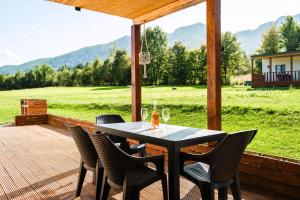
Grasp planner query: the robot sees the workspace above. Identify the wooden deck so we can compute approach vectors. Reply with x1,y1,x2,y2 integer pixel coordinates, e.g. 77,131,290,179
0,125,284,200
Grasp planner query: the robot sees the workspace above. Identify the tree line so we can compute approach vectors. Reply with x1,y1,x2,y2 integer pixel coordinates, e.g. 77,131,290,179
0,27,250,90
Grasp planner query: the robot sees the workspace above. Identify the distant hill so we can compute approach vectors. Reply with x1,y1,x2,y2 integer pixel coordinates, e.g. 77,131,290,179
0,36,130,75
1,14,300,75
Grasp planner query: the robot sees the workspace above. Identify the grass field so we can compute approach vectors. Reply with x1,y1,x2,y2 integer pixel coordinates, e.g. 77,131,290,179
0,86,299,160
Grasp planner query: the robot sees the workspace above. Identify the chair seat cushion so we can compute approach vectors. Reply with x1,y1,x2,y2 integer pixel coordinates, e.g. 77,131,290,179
130,143,146,154
126,164,160,186
183,162,211,183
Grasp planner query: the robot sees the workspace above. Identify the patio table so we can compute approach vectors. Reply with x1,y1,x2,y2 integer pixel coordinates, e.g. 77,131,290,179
96,122,226,200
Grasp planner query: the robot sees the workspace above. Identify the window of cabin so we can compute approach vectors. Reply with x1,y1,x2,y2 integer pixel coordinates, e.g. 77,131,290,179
275,64,286,73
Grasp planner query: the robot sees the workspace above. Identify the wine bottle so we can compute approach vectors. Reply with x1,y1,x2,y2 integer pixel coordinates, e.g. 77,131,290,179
151,100,159,129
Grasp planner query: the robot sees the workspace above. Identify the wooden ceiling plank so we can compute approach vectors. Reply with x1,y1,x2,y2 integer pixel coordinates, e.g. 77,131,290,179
48,0,205,20
133,0,205,25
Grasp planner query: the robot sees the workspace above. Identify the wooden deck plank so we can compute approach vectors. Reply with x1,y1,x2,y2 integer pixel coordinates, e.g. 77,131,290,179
0,154,42,200
0,125,284,200
0,184,8,200
0,126,93,200
25,127,95,200
0,165,24,200
0,127,75,199
0,134,57,199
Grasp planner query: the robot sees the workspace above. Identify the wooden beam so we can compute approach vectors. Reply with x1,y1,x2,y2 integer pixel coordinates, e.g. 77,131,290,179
207,0,221,130
131,25,142,122
133,0,204,25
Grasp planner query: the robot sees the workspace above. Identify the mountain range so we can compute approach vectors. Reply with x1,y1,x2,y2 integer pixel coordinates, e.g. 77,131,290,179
1,14,300,75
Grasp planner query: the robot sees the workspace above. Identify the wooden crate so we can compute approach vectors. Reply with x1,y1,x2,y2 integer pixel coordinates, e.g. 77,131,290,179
21,99,47,115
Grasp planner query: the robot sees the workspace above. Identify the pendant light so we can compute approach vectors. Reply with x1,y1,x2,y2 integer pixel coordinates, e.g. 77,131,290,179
139,24,151,78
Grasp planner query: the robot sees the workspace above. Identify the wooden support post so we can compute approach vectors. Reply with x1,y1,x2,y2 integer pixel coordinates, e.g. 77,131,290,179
207,0,221,130
131,25,142,122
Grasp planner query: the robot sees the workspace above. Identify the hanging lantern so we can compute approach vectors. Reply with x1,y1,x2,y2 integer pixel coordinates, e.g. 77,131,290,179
139,24,151,78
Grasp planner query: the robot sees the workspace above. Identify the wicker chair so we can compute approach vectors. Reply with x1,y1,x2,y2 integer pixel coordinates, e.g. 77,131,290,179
96,115,146,156
89,133,168,200
180,130,257,200
67,126,103,199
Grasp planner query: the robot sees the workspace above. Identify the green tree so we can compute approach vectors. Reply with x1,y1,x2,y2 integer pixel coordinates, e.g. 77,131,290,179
257,24,282,54
143,26,168,85
4,75,15,90
102,58,113,85
187,46,207,85
58,65,72,86
111,50,130,85
0,75,4,90
168,42,189,85
25,69,37,88
92,57,103,85
40,64,57,87
221,32,249,85
14,70,26,89
280,16,300,51
81,62,94,86
71,68,83,86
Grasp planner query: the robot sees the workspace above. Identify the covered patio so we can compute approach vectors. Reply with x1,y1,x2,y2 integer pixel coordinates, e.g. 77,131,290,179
49,0,222,131
1,0,299,200
0,124,280,200
48,1,222,199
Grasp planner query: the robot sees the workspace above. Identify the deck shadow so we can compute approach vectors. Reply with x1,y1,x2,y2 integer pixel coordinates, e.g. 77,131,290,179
0,169,78,200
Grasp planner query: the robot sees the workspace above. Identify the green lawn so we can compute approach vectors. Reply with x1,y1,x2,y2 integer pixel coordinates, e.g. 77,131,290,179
0,86,299,160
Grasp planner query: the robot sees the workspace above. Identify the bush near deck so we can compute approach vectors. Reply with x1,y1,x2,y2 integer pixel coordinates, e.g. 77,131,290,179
0,86,299,160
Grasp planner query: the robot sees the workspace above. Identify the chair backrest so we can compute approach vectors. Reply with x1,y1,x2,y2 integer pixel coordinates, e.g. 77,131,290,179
209,130,257,183
96,114,126,143
89,133,131,186
67,126,98,169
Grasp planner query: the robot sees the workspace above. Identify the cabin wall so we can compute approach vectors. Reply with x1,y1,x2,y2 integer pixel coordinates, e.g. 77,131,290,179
262,59,269,73
262,56,300,73
294,56,300,71
262,57,291,73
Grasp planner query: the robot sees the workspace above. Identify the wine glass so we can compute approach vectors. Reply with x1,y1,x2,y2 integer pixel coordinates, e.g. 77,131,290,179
141,108,148,127
162,108,170,129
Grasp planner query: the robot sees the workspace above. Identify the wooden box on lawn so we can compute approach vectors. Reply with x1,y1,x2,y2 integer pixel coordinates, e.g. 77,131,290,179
21,99,47,115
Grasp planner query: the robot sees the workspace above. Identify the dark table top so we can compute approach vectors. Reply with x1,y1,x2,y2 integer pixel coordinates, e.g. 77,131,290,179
96,122,226,148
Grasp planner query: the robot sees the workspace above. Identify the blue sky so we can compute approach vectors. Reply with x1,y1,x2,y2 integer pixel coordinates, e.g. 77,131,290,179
0,0,300,66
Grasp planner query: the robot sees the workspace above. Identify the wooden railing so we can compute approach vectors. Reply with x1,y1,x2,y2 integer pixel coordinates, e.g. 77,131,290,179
252,70,300,87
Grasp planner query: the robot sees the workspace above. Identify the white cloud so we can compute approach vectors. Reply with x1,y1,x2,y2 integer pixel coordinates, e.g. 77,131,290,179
0,49,20,60
0,49,22,66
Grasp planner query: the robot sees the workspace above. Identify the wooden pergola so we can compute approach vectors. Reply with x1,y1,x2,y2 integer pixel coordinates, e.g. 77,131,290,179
49,0,221,130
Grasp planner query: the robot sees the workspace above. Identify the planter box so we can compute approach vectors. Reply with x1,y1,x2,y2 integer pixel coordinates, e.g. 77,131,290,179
21,99,47,115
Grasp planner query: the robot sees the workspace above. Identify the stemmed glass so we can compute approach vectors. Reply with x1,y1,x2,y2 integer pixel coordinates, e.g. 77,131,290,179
141,107,148,128
162,108,170,129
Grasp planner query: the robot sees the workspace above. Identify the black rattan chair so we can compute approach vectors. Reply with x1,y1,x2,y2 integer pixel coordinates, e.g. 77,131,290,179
89,133,168,200
96,115,146,156
180,130,257,200
67,125,103,199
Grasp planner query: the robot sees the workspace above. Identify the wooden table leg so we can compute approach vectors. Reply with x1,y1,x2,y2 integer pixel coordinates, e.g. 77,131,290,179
168,144,180,200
